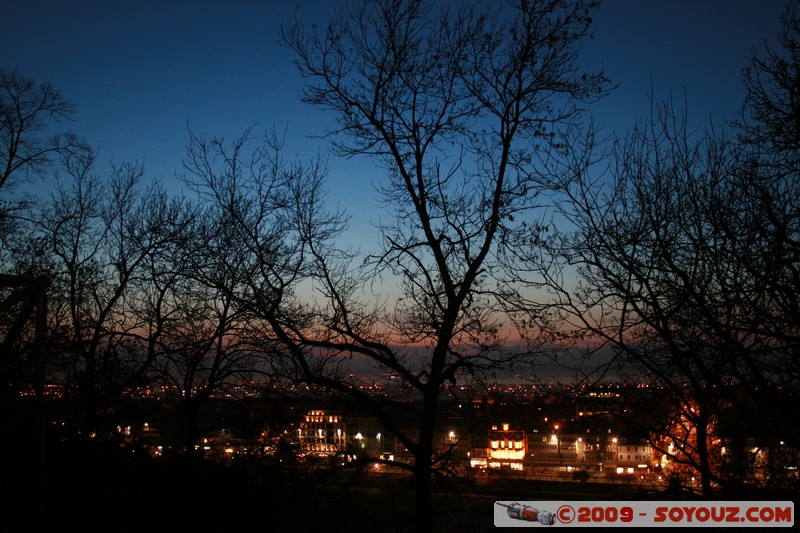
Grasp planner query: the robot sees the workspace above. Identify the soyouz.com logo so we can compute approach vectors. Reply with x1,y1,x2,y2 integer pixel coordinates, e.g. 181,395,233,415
494,501,794,527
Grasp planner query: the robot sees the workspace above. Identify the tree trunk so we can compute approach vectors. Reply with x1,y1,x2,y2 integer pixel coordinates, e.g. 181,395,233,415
413,388,439,532
696,413,713,498
413,457,434,533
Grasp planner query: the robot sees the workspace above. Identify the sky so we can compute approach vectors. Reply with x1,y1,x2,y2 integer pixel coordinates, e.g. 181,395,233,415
0,0,790,247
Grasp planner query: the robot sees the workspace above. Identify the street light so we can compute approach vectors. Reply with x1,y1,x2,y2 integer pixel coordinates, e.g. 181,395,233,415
144,422,151,450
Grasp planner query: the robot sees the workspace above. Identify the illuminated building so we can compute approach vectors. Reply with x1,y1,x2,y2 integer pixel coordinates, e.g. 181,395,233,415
486,422,527,471
611,437,653,475
298,409,347,456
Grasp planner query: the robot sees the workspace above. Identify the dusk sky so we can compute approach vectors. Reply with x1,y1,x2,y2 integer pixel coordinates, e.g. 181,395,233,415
1,0,789,245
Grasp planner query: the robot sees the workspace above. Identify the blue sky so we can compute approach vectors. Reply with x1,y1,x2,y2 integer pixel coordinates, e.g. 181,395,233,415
0,0,790,246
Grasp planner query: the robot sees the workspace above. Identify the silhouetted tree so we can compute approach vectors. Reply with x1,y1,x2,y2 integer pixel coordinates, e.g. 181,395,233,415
729,2,800,490
733,1,800,400
177,126,334,453
278,0,610,528
738,1,800,157
0,70,91,396
547,100,735,496
548,4,800,494
37,149,193,436
0,68,88,251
